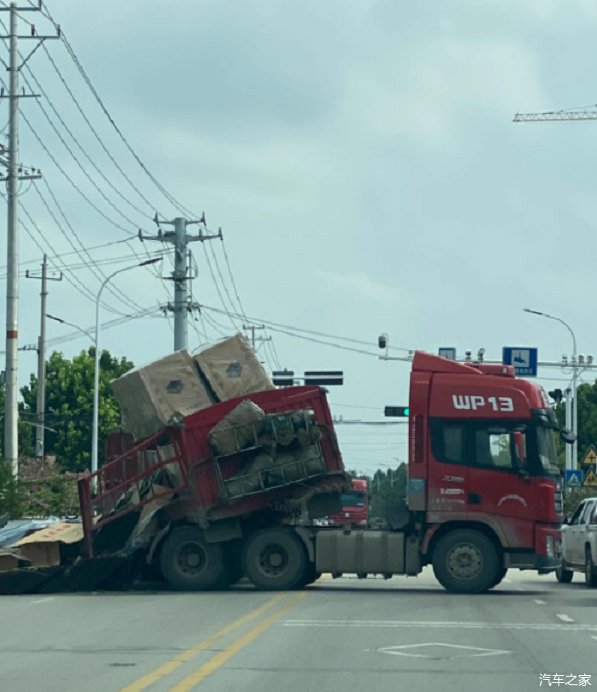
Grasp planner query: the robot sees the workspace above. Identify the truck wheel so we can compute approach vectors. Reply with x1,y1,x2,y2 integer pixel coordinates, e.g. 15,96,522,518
243,528,307,590
432,529,499,594
160,526,227,591
585,548,597,588
489,566,508,589
556,563,573,584
296,561,321,588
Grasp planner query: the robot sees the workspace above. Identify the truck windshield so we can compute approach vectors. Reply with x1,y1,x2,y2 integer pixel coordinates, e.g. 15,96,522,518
340,491,366,507
535,425,560,477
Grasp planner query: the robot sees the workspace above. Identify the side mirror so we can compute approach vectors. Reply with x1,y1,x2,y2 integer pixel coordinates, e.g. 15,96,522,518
560,429,576,445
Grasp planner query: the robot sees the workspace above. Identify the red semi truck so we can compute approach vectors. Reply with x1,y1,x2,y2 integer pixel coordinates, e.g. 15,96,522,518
78,351,566,594
327,478,369,527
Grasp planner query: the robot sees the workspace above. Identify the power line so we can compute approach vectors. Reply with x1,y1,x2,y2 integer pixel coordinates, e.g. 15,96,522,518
39,41,157,215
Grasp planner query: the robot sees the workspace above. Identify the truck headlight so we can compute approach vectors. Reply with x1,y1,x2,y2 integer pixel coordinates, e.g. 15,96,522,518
545,535,555,558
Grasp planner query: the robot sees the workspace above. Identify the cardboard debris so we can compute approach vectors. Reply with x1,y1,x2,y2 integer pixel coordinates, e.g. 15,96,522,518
111,350,215,440
209,400,266,455
193,333,274,401
0,523,83,572
0,548,28,573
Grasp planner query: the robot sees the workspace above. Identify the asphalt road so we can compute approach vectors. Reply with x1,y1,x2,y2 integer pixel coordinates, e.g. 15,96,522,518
1,568,596,692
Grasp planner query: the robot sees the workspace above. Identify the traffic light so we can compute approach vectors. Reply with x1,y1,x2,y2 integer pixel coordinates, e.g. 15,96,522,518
272,370,295,387
548,389,563,404
385,406,410,417
304,371,343,386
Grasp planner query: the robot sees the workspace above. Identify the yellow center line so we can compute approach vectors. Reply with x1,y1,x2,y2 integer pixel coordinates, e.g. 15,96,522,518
120,592,288,692
169,591,307,691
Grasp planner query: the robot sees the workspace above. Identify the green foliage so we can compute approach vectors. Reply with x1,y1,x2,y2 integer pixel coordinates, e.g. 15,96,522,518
0,458,22,518
563,487,597,520
366,464,407,523
20,348,134,473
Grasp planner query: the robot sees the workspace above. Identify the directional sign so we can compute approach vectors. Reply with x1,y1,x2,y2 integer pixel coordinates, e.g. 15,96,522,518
584,468,597,488
438,348,456,360
582,445,597,467
502,347,538,377
565,469,584,488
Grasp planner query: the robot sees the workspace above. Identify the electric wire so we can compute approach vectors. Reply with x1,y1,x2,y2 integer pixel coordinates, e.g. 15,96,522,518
22,55,152,220
39,41,157,215
33,179,142,313
199,303,413,357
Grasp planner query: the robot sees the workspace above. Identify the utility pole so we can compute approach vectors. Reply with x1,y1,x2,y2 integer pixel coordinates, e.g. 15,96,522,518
0,3,58,477
140,216,221,351
242,324,270,350
25,255,62,462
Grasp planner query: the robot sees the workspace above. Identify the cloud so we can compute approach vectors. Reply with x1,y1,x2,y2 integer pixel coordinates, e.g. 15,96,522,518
319,270,399,304
338,36,547,149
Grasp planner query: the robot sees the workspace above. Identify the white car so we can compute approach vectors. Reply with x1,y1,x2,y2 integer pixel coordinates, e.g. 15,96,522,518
556,496,597,586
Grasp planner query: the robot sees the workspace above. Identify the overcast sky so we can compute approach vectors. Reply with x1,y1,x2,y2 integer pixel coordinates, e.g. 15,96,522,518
1,0,596,474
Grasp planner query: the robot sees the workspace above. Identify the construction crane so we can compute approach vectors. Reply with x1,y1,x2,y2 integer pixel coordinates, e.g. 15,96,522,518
513,106,597,122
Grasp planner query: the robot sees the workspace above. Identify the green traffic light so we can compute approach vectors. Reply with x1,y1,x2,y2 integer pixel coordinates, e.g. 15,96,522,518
384,406,410,417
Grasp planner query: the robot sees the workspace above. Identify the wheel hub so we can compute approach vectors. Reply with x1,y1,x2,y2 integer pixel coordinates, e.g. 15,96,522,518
179,543,206,574
447,544,482,580
260,544,288,575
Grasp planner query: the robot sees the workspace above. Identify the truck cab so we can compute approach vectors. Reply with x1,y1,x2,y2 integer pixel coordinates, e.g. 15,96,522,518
408,352,562,586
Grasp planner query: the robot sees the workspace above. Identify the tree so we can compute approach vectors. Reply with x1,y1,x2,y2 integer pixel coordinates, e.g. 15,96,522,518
368,463,407,523
20,348,134,472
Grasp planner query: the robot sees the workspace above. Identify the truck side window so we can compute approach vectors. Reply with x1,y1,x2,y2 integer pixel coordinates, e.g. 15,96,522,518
430,421,464,464
474,426,529,471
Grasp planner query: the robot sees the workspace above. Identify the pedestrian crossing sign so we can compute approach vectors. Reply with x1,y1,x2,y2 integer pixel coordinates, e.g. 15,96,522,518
565,470,583,488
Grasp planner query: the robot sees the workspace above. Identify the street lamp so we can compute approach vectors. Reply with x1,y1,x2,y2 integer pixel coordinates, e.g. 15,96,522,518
46,314,93,341
524,308,578,470
91,257,162,482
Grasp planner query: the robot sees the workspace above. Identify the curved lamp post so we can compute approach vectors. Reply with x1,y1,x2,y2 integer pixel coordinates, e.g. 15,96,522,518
91,257,162,481
524,308,578,470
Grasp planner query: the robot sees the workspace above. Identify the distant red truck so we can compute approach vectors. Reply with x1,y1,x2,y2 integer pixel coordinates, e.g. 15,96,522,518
328,479,369,527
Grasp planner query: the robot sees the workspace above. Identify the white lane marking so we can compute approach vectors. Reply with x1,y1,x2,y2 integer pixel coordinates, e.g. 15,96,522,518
378,642,511,659
591,636,597,641
283,619,594,632
30,597,54,605
556,614,574,623
534,599,547,605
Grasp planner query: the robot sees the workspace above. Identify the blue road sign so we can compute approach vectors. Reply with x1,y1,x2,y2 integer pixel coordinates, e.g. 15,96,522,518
438,347,456,360
502,346,538,377
565,469,584,488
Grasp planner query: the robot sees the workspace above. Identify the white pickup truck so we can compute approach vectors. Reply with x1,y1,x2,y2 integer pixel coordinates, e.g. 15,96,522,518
556,496,597,586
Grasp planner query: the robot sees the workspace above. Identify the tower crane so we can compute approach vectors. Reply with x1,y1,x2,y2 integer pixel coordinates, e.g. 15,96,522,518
513,106,597,122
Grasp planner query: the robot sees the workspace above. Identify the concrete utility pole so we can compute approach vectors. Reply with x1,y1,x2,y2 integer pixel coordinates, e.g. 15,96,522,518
0,3,58,477
139,216,221,351
25,256,62,462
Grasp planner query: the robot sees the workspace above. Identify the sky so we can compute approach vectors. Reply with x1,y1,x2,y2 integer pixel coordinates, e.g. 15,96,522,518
1,0,596,475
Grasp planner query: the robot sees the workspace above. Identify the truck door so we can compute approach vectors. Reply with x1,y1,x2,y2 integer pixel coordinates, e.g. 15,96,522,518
465,423,536,547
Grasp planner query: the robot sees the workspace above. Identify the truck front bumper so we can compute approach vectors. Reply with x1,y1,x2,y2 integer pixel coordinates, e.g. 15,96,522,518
504,524,561,572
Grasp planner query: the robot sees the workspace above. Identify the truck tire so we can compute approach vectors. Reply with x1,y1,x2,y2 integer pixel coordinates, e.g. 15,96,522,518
242,528,308,590
432,529,499,594
585,547,597,588
296,561,321,588
160,526,227,591
489,566,508,589
556,562,573,584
